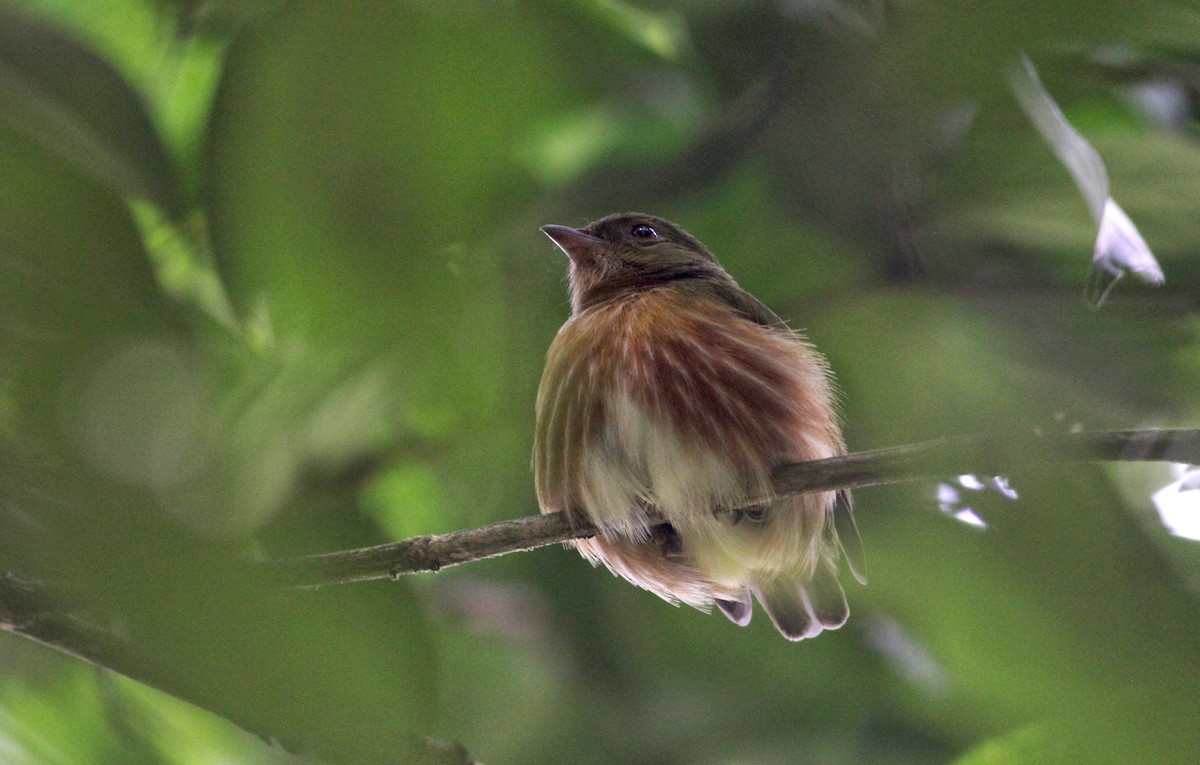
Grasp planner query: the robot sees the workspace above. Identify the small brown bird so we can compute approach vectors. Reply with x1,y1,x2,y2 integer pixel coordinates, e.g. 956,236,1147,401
534,213,865,640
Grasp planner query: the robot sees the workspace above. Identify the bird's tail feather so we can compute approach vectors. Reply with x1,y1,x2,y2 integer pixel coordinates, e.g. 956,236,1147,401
751,564,848,641
715,589,753,626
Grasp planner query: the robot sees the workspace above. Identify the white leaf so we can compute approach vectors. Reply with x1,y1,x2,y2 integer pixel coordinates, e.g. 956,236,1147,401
1085,198,1165,306
1008,53,1108,220
1008,52,1164,307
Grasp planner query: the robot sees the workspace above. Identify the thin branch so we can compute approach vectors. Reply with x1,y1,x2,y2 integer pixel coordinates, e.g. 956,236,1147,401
0,574,142,673
270,428,1200,587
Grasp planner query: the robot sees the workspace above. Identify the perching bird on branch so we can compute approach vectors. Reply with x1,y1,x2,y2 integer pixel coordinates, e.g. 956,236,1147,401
535,213,866,640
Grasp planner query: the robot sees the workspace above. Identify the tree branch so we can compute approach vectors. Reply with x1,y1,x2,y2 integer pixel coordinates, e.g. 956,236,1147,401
0,574,141,673
271,428,1200,587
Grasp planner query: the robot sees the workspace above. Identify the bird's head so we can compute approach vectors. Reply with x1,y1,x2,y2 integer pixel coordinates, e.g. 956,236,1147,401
541,213,731,313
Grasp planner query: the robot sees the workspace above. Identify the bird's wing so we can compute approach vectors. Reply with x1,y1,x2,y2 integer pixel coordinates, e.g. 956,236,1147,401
688,278,869,584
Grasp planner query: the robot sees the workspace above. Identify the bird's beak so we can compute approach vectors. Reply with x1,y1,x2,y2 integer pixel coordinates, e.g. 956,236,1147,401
541,224,604,263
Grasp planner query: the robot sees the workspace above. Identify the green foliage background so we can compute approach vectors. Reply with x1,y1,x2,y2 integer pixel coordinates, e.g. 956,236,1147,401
0,1,1199,763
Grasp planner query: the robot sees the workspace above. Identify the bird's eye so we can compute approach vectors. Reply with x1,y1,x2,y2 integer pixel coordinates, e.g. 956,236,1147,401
631,224,658,239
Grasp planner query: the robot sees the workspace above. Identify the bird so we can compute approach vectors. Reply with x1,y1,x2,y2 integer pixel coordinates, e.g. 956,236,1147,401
533,213,865,640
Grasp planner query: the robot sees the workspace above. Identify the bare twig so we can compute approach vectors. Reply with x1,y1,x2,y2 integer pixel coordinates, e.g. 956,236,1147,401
0,574,141,673
270,428,1200,587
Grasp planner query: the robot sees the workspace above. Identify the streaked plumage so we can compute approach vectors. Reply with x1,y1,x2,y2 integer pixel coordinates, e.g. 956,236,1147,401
534,213,864,640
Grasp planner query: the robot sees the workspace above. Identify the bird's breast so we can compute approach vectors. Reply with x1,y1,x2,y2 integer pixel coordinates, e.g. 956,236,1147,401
535,288,840,536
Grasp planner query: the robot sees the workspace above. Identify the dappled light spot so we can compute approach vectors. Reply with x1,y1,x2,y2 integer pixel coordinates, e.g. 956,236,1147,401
1153,464,1200,541
937,474,1019,529
956,474,985,491
864,617,949,695
62,339,207,489
952,508,987,528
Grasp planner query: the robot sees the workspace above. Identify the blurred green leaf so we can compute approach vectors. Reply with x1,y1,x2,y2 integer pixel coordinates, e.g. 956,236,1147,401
0,39,438,764
7,0,228,205
205,1,562,437
362,462,444,541
570,0,691,61
0,7,180,214
0,121,173,459
895,0,1200,101
1,667,159,765
952,724,1058,765
175,0,286,36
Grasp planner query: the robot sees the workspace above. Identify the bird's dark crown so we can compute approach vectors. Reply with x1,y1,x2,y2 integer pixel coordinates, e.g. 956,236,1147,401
582,213,718,262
